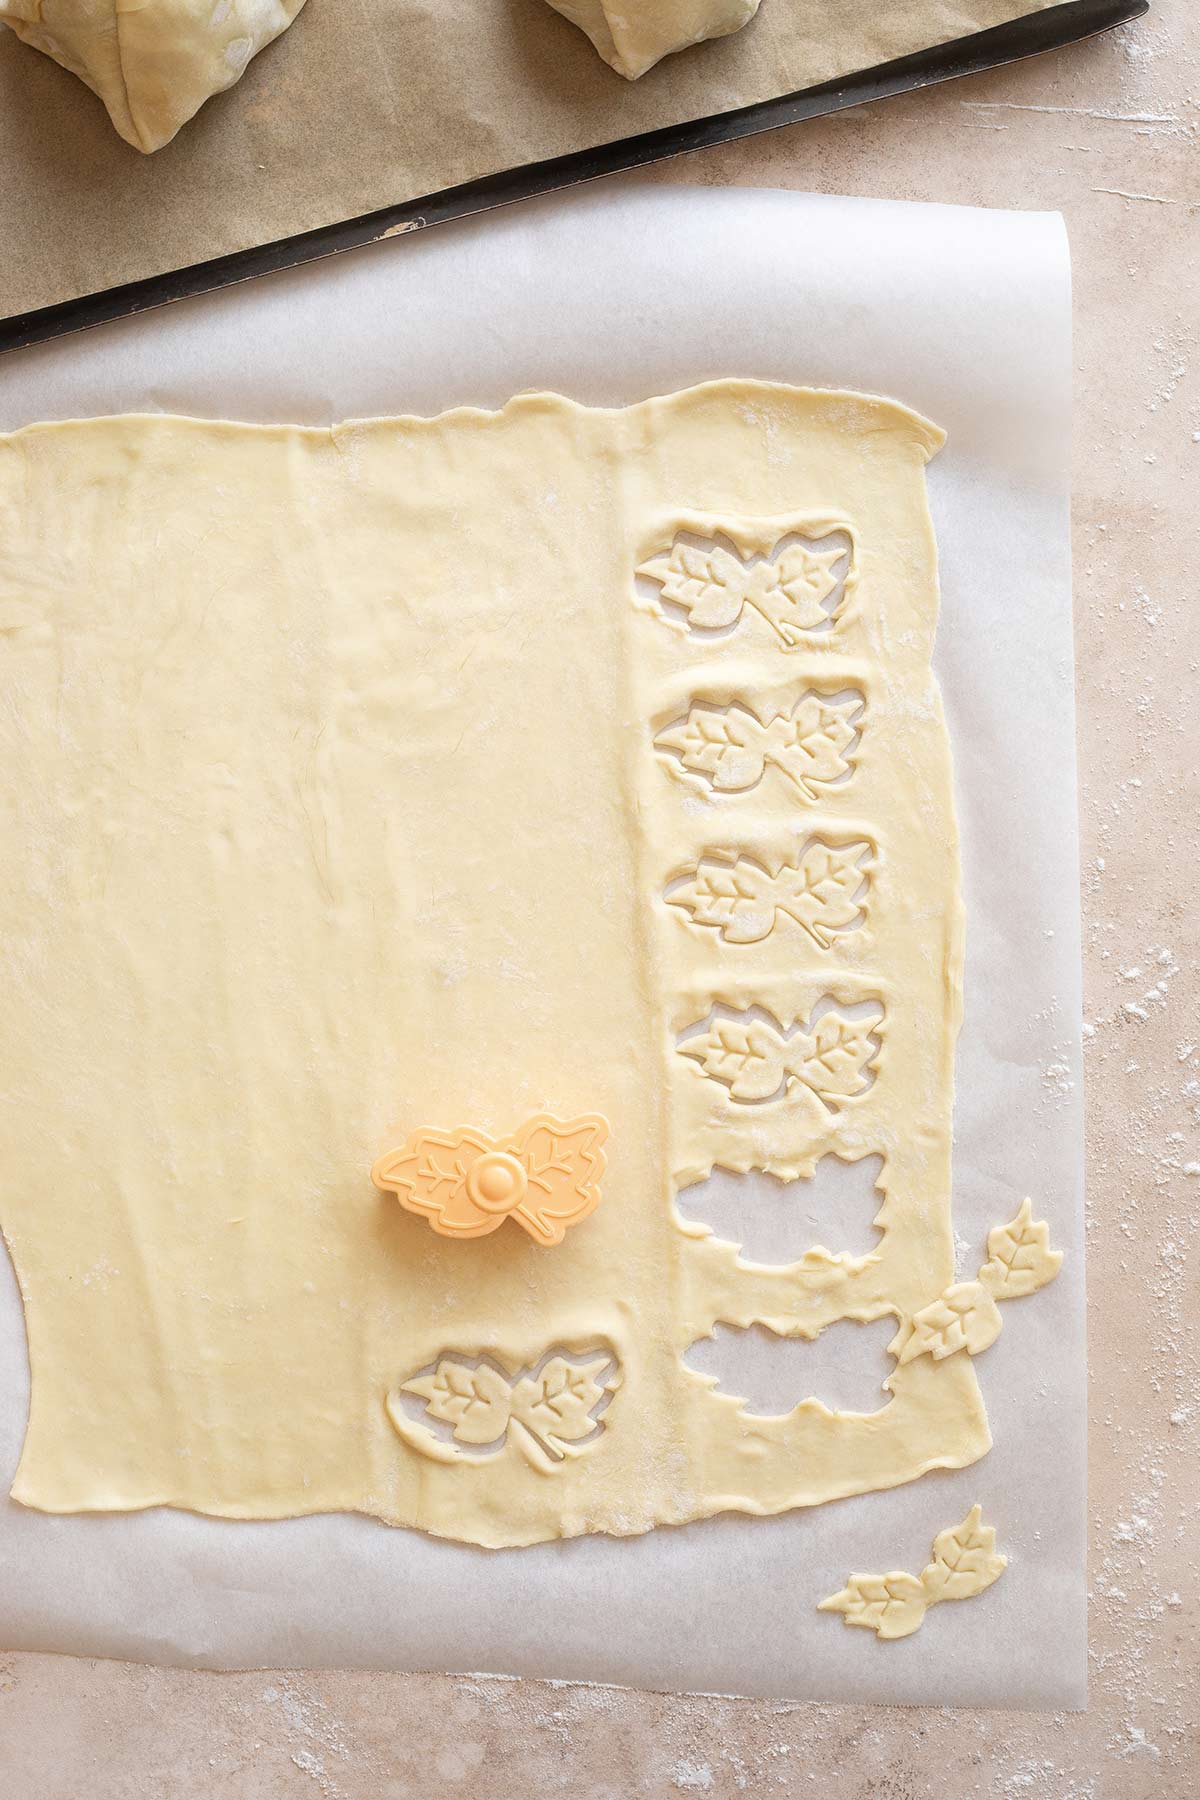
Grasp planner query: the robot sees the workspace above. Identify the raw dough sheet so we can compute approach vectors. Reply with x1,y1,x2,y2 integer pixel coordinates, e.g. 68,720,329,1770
1,387,985,1545
0,185,1083,1706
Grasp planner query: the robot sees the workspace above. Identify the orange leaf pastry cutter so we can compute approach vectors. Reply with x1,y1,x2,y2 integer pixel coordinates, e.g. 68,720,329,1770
371,1114,608,1246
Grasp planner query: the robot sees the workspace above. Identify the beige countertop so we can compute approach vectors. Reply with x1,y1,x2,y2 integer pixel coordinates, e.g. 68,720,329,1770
2,2,1197,1793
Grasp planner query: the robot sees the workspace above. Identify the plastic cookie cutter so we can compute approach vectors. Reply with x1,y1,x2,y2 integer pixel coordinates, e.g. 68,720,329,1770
371,1113,608,1246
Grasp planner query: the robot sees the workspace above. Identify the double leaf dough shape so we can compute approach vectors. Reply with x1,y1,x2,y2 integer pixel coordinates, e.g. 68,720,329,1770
667,839,872,949
389,1350,619,1474
819,1506,1007,1640
0,383,1054,1548
654,693,863,801
895,1200,1063,1366
637,531,852,646
678,1005,882,1108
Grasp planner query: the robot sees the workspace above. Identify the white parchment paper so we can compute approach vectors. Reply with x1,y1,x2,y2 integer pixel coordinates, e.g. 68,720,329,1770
0,185,1084,1706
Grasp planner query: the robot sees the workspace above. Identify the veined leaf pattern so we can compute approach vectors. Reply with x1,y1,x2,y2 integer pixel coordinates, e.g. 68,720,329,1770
897,1197,1063,1366
638,534,849,646
762,542,849,641
402,1360,512,1445
655,707,770,793
820,1506,1007,1641
392,1348,619,1472
668,859,778,945
510,1355,613,1463
783,694,862,792
799,1010,881,1101
680,1016,790,1103
978,1197,1064,1299
678,1004,882,1109
897,1280,1003,1364
638,541,752,630
919,1505,1007,1605
817,1571,928,1641
654,693,863,803
667,840,871,949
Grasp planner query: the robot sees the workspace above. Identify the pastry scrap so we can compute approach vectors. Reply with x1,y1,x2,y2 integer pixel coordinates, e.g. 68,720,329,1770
819,1505,1006,1640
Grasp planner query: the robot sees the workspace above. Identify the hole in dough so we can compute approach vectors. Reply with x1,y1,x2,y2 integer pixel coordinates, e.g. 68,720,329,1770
684,1317,896,1417
676,1152,885,1263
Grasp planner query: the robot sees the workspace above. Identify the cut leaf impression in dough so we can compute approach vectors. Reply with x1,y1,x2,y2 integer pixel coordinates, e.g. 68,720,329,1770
371,1114,608,1245
818,1504,1006,1640
653,689,864,802
677,1000,883,1109
388,1348,619,1473
665,837,873,950
637,524,854,646
684,1316,896,1417
675,1154,886,1266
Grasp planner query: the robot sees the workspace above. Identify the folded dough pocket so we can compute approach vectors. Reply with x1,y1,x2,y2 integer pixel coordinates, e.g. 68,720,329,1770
0,0,308,151
545,0,760,79
0,385,989,1548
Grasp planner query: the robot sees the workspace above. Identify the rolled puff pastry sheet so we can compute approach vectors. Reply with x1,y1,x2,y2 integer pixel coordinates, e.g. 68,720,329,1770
0,0,308,151
546,0,761,78
0,382,989,1550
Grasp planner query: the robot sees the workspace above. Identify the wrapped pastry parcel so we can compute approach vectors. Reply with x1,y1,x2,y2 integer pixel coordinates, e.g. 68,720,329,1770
0,0,307,150
547,0,761,78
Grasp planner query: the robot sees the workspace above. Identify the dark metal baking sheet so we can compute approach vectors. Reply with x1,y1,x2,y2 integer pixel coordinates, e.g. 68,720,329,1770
0,0,1147,356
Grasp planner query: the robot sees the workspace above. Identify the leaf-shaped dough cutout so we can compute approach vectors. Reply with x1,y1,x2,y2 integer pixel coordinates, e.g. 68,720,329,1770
919,1505,1007,1605
679,1018,789,1102
786,695,860,767
817,1572,928,1640
820,1507,1006,1641
681,1006,882,1109
392,1346,618,1469
667,859,778,944
788,1008,880,1104
752,543,846,641
775,840,871,947
403,1361,512,1445
771,694,862,797
898,1280,1003,1364
637,542,750,629
668,841,870,949
640,534,851,645
654,706,768,792
655,694,863,802
978,1197,1064,1299
510,1354,615,1464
